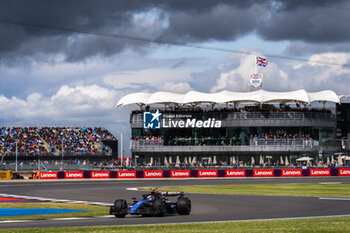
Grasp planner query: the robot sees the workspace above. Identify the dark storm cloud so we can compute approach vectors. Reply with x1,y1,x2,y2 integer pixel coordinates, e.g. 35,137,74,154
0,0,349,63
257,3,350,43
159,4,263,42
0,0,157,63
158,0,350,43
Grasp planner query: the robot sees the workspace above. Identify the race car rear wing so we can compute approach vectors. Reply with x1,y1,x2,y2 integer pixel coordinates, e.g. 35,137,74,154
160,191,184,197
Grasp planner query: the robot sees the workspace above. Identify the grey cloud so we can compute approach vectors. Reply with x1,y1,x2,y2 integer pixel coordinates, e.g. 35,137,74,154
257,4,350,43
0,0,349,64
159,4,263,42
284,41,350,57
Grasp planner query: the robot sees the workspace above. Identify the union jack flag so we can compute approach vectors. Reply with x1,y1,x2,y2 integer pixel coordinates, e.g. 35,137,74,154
256,56,268,67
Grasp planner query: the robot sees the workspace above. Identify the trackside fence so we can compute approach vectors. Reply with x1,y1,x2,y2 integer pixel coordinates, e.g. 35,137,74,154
35,168,350,179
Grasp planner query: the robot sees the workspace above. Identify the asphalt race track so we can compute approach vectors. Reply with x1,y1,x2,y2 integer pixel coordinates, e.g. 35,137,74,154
0,177,350,229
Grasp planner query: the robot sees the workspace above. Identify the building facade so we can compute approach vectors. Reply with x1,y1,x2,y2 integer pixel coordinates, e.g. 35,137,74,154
129,108,336,165
117,89,343,166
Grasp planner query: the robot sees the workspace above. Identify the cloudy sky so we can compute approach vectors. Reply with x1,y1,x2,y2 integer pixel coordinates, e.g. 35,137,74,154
0,0,350,153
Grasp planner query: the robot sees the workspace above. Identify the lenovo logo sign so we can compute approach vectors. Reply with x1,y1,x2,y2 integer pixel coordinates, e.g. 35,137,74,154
339,168,350,176
309,169,330,176
91,171,110,178
198,170,218,177
170,170,190,178
225,170,246,177
65,171,84,179
281,169,302,177
144,170,163,178
117,171,136,178
39,172,58,179
253,169,274,177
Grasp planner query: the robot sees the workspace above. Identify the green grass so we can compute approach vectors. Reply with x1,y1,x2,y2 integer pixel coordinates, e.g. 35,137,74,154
142,183,350,197
0,202,109,220
0,217,350,232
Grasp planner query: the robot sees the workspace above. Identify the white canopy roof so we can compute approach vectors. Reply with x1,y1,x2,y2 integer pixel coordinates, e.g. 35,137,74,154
116,89,341,107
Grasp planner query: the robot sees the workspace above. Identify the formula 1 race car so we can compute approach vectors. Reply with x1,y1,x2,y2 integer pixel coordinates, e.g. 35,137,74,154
109,189,191,218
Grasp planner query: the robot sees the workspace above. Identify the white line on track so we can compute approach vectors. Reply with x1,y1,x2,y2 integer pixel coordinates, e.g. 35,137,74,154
1,214,350,225
0,193,113,206
0,220,34,224
107,214,350,227
319,197,350,201
50,217,91,221
318,182,341,184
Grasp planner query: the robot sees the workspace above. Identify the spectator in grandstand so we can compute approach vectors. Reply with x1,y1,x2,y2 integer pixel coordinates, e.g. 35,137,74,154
0,126,116,157
0,127,47,155
37,127,116,154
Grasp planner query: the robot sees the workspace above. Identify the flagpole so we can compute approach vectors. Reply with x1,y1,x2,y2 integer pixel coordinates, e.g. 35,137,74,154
255,55,257,74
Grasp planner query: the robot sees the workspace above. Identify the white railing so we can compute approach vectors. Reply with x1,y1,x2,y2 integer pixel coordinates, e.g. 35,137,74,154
130,138,314,149
250,138,313,148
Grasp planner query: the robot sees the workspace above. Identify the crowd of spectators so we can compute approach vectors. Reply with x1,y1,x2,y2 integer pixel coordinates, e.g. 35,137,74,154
131,133,313,147
0,127,47,155
250,133,313,146
0,127,116,155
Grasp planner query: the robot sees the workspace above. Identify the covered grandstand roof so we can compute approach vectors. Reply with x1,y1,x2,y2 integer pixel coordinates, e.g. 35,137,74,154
116,89,341,107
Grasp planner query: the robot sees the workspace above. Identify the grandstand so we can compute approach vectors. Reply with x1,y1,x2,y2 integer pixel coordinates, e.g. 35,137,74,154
117,89,349,167
0,127,118,170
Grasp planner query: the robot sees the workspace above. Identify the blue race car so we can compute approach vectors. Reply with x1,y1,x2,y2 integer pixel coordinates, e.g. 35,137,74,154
109,189,191,218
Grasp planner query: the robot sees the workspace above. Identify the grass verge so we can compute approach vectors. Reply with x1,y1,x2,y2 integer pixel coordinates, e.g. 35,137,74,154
0,216,350,232
142,183,350,197
0,202,109,220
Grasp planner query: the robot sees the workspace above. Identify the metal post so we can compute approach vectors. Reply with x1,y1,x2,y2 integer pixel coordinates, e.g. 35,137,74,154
61,138,64,171
1,153,7,171
120,133,123,167
15,140,18,172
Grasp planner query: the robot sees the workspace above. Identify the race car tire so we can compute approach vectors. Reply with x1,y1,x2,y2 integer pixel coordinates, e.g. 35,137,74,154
177,197,191,215
153,198,165,217
114,199,128,218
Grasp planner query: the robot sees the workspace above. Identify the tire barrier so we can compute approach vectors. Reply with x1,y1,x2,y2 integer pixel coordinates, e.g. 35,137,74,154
34,168,350,179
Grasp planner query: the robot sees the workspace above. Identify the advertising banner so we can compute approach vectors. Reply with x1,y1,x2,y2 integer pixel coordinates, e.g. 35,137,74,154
117,171,137,178
338,168,350,176
91,171,110,179
0,171,10,180
143,170,163,178
309,168,331,176
281,169,302,177
253,169,274,177
170,170,191,178
64,171,84,179
225,169,246,177
197,170,218,177
39,171,58,179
